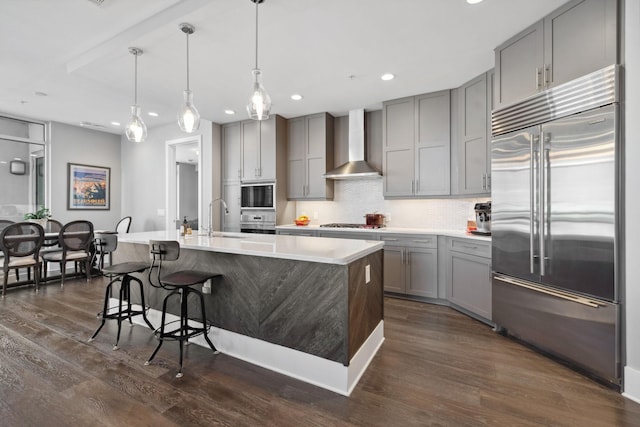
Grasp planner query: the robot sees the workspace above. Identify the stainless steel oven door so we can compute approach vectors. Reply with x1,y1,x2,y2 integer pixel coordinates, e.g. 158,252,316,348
240,210,276,234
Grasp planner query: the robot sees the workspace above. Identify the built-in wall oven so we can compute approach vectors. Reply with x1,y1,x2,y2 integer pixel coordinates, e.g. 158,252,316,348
241,183,275,210
240,210,276,234
240,183,276,234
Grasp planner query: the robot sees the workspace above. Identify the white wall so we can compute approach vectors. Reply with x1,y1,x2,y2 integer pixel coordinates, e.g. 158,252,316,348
624,0,640,403
49,122,121,230
121,119,214,233
296,179,486,230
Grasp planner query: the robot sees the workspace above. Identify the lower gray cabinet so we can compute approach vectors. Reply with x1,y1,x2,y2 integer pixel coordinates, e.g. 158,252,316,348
276,228,317,237
381,234,438,298
446,237,492,322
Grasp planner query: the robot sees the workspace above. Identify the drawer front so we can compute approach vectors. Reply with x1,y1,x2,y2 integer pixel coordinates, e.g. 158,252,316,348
380,234,437,248
449,237,491,258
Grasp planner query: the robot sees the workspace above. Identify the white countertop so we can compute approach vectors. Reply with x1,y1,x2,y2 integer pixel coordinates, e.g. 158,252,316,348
276,224,492,242
118,230,384,265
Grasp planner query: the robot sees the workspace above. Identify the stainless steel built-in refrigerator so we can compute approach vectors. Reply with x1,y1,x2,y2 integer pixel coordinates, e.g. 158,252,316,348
491,65,621,386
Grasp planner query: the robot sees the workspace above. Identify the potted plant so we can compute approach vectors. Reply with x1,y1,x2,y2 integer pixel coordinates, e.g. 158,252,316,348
24,206,51,227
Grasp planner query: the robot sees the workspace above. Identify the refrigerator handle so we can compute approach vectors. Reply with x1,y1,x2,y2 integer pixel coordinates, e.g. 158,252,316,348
530,133,536,275
539,132,548,277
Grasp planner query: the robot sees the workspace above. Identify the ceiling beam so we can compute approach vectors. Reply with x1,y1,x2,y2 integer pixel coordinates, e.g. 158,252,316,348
66,0,212,74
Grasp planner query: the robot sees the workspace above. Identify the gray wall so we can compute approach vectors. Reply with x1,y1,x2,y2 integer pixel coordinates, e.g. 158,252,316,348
121,119,214,233
49,122,121,230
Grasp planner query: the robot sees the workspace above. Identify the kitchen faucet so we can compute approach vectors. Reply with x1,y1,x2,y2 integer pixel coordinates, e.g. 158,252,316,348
208,198,229,237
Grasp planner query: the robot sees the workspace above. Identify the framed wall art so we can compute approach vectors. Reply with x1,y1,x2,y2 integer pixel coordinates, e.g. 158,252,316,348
68,163,110,210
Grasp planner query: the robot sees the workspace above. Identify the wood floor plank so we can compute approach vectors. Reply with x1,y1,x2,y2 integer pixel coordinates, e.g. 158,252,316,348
0,278,639,426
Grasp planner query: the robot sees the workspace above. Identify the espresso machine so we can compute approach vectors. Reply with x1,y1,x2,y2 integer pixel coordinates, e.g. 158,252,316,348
474,202,491,235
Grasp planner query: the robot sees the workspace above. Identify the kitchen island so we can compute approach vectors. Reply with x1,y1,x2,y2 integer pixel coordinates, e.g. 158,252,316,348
115,230,384,396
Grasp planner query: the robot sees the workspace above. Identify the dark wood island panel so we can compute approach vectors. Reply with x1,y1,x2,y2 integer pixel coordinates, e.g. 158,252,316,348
115,242,383,366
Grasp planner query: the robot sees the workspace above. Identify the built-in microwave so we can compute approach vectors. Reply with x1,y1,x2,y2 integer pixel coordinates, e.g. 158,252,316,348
240,183,275,209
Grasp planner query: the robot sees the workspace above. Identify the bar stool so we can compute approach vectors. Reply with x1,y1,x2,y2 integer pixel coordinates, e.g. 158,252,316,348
145,240,221,378
88,261,155,350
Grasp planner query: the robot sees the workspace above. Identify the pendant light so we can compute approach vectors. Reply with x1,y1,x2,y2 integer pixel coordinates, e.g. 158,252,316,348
246,0,271,120
177,23,200,133
125,47,147,143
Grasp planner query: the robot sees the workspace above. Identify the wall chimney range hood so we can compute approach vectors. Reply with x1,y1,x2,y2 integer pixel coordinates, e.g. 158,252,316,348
324,109,382,180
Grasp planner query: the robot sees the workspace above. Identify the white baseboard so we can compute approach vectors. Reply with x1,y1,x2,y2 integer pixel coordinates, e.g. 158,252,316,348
623,365,640,404
111,298,384,395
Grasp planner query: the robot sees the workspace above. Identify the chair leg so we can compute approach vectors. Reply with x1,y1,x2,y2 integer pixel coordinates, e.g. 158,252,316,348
2,269,7,298
88,280,113,343
60,262,66,288
34,264,40,293
85,258,91,282
113,280,127,350
145,291,174,367
189,287,218,354
133,276,155,330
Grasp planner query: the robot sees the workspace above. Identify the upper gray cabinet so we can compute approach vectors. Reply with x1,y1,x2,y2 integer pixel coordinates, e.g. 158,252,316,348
494,0,617,109
222,122,241,182
453,70,492,195
287,113,334,200
383,91,450,198
240,115,285,182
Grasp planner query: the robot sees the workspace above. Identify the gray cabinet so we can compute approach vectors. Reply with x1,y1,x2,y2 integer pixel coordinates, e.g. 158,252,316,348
494,0,617,109
287,113,334,200
383,91,450,197
276,228,317,237
446,237,492,322
241,115,284,182
222,122,241,181
380,234,438,298
222,123,242,232
222,182,241,232
317,230,378,240
453,71,492,195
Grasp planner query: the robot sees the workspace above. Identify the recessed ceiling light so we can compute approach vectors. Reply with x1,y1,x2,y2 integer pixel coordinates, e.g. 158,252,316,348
34,91,48,97
0,161,7,164
148,112,159,117
291,94,303,101
111,121,121,126
14,157,22,161
224,109,235,115
466,0,483,4
381,73,395,81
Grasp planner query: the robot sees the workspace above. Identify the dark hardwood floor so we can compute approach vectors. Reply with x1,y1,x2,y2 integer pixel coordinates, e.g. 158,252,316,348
0,276,639,426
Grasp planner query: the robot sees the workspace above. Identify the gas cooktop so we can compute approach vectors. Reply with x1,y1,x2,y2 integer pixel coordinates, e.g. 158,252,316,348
320,223,385,229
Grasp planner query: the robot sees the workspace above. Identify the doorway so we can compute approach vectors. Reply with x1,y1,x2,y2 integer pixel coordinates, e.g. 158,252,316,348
165,135,202,232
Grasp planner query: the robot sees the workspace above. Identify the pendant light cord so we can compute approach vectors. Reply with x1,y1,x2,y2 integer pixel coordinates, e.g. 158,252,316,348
186,31,191,91
133,52,138,105
254,0,259,69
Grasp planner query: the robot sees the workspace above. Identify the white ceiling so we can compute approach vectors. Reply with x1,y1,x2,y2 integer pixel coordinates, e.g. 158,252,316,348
0,0,567,136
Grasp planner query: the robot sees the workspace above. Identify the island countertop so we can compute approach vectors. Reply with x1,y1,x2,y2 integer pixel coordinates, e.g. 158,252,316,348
118,230,383,265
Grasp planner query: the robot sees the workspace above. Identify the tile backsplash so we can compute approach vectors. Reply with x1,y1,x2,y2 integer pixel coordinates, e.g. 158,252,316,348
296,179,488,230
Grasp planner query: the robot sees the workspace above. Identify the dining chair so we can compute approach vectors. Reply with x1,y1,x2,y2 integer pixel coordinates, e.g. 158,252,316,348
115,216,132,234
0,222,45,297
42,220,94,287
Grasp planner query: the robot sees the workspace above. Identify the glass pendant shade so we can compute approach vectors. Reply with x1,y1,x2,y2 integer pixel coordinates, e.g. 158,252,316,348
178,90,200,132
126,105,147,143
246,69,271,120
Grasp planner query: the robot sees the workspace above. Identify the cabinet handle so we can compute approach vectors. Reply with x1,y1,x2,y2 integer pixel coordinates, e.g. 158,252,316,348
383,238,399,241
401,249,405,265
482,174,486,190
412,239,431,243
487,174,491,190
237,169,241,178
462,244,478,250
412,180,415,194
543,64,550,88
535,67,542,90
